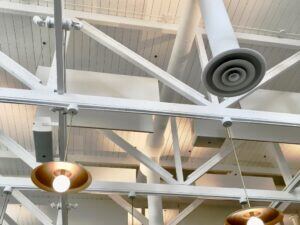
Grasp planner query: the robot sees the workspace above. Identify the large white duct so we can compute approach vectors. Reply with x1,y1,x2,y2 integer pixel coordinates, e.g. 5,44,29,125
142,1,202,225
200,0,266,97
141,166,165,225
145,0,201,156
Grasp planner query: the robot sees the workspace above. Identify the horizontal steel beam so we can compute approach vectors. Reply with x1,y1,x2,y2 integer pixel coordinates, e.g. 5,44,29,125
1,177,300,203
1,88,300,128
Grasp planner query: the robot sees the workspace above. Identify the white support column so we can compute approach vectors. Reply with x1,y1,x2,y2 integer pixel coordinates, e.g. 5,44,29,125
100,130,177,184
12,190,53,225
170,118,184,183
195,29,219,104
79,20,211,106
0,131,40,169
0,51,46,90
143,168,164,225
147,0,204,155
166,199,203,225
108,194,149,225
272,143,293,185
221,51,300,108
184,140,240,185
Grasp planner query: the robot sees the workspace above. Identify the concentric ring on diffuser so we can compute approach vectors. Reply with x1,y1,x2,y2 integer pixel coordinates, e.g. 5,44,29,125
202,48,266,97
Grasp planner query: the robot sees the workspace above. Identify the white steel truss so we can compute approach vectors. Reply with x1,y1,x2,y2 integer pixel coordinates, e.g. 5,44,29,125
1,88,300,128
109,194,149,225
0,1,299,223
0,51,46,90
101,130,178,184
12,189,53,225
170,118,184,183
79,20,211,106
166,199,204,225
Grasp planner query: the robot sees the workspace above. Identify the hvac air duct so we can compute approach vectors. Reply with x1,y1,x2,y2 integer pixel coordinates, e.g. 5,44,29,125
200,0,266,97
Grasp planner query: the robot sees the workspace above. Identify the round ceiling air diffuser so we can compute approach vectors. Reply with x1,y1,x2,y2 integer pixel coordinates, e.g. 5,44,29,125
202,48,266,97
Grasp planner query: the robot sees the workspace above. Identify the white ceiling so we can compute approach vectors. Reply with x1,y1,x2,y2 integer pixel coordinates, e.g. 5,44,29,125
0,0,298,181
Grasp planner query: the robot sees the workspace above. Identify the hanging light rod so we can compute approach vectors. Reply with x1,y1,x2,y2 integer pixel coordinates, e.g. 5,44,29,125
223,118,283,225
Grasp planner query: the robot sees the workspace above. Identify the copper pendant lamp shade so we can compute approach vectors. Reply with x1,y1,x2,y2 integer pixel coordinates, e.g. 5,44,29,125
225,207,283,225
31,161,92,193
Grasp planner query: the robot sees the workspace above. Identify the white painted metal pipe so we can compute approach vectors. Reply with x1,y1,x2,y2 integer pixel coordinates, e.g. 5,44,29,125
143,2,201,223
147,173,164,225
145,0,201,155
140,166,164,225
199,0,239,56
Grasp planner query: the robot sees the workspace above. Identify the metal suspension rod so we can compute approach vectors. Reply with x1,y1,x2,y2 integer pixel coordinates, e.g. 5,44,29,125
54,1,68,225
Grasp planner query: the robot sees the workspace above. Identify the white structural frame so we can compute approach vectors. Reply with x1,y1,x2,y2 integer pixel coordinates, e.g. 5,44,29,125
1,177,300,203
108,194,149,225
100,130,178,184
0,0,299,223
12,189,53,225
272,143,293,185
1,88,300,128
166,199,204,225
170,118,184,183
184,139,237,185
79,20,211,106
0,51,46,90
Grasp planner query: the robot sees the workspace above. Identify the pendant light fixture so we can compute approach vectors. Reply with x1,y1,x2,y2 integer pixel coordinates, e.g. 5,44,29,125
222,118,283,225
31,110,92,193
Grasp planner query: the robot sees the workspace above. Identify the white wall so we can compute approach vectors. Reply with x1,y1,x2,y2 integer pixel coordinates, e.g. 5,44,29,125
6,199,127,225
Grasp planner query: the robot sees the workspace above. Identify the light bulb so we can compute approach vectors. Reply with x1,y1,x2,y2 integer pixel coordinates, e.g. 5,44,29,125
247,217,264,225
52,175,70,193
